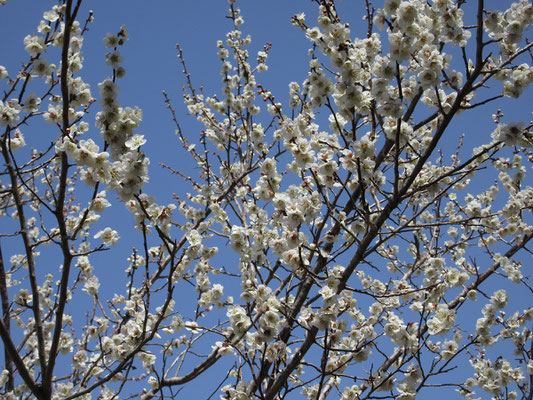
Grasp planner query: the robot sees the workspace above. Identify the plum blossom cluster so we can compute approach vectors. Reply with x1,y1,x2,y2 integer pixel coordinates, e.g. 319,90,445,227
491,121,532,148
56,77,150,200
484,0,532,55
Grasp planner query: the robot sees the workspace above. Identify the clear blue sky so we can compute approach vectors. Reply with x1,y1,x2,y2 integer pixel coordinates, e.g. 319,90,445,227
0,1,531,398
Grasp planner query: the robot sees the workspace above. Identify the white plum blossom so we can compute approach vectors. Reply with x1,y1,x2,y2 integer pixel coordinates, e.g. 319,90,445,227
0,99,21,127
32,58,51,78
22,93,41,113
427,304,456,335
104,33,120,48
105,50,123,68
7,129,25,150
94,227,120,246
91,191,111,212
492,122,531,147
212,341,234,356
83,276,100,296
24,34,46,57
125,134,147,150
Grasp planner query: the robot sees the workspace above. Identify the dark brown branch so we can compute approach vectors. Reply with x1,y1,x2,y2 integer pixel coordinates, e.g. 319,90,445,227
43,0,83,397
0,241,14,391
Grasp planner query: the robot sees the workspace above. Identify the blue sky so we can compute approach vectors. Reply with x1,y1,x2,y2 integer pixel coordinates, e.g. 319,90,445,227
0,0,328,293
1,0,532,398
1,0,529,197
0,2,350,397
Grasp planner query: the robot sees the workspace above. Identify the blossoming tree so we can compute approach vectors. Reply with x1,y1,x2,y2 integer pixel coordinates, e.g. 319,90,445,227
1,0,532,399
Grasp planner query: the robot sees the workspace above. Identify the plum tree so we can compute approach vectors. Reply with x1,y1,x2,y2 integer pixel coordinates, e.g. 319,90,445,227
0,0,532,399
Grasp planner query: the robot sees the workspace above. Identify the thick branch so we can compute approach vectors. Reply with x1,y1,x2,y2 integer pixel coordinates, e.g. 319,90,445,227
43,0,83,396
0,241,14,391
0,132,48,384
0,317,43,398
